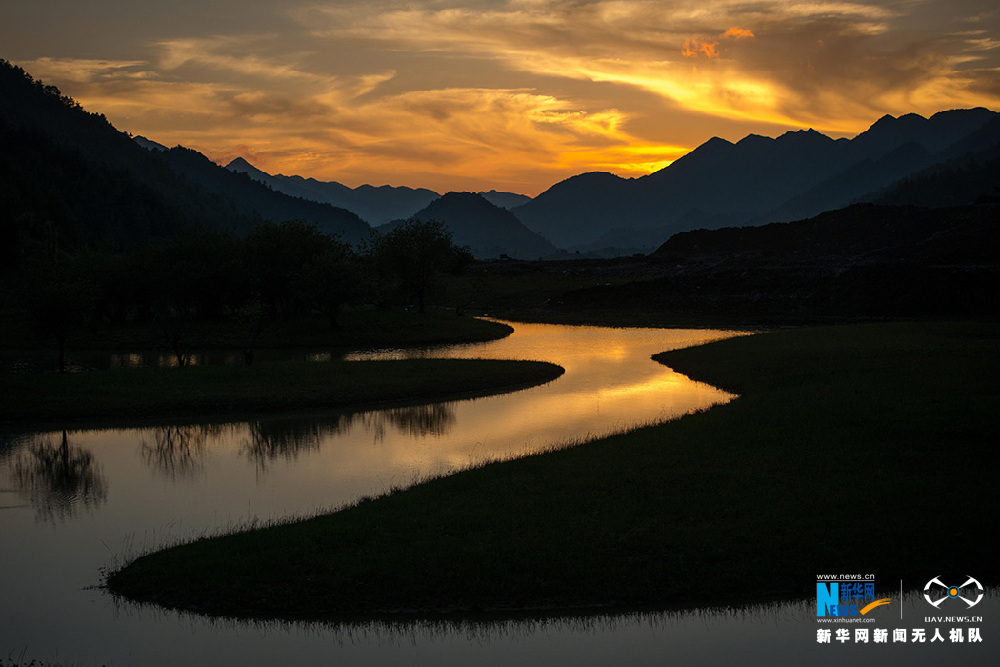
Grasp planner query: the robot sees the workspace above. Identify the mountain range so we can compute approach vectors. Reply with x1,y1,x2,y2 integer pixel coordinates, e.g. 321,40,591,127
512,108,1000,251
225,157,532,226
4,57,999,264
219,107,1000,256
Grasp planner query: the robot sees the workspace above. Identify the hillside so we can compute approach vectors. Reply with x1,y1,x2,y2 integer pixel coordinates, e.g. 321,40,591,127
378,192,556,259
158,150,370,243
621,202,1000,321
474,201,1000,326
0,59,369,255
653,202,1000,266
0,59,253,254
863,117,1000,207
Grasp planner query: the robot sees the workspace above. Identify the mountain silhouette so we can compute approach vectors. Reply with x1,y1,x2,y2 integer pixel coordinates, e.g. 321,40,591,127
226,158,533,225
151,149,369,242
226,157,439,226
0,59,253,249
505,172,631,250
513,109,998,251
377,192,556,259
478,190,532,210
0,59,368,250
864,116,1000,208
133,135,168,152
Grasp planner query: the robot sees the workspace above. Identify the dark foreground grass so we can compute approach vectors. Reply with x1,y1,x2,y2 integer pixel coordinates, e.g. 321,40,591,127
0,358,564,430
107,321,1000,618
0,309,513,356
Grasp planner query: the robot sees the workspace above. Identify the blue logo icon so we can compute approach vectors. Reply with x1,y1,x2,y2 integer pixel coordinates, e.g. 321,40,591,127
817,581,891,617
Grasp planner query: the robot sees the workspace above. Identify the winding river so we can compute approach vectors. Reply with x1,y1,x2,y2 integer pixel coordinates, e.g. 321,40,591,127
0,322,994,665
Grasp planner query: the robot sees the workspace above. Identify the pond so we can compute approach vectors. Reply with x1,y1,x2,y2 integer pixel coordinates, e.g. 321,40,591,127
0,321,994,665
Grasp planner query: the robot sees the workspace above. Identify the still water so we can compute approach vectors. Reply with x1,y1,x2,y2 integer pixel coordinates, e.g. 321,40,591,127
0,322,995,665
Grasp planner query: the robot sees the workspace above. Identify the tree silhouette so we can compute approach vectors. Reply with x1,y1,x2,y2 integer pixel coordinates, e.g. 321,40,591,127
367,220,470,312
236,297,271,366
21,259,99,373
243,221,346,319
292,239,360,329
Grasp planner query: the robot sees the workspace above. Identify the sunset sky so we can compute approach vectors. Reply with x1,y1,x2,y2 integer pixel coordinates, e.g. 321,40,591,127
5,0,999,195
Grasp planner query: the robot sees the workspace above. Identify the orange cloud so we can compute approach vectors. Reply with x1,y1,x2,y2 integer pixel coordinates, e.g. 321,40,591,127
683,27,754,59
722,27,755,40
682,38,720,59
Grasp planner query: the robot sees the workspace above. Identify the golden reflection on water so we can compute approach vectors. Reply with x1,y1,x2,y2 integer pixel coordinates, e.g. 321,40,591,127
337,321,745,471
0,321,758,666
5,323,748,523
598,371,711,399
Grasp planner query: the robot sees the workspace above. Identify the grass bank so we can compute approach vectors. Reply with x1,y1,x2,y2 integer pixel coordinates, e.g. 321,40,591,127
0,309,513,363
107,321,999,618
0,358,564,431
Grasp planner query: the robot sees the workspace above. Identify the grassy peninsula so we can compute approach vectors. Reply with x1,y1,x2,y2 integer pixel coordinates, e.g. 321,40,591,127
0,309,514,366
0,357,564,431
107,320,1000,618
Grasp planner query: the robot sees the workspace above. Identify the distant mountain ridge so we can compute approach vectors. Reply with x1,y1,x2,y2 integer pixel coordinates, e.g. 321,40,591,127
225,158,532,225
378,192,556,260
225,157,439,226
156,150,370,242
513,108,1000,251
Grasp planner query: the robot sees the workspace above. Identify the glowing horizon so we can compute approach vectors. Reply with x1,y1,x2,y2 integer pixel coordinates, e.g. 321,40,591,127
4,0,999,196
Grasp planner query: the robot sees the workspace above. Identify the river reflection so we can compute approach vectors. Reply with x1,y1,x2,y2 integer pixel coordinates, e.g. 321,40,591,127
242,418,327,473
4,431,108,522
0,322,787,666
136,404,462,480
365,403,458,441
140,425,216,480
101,588,998,666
